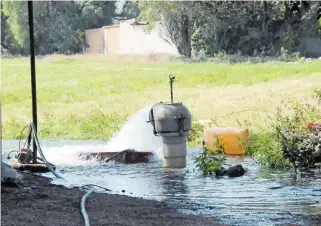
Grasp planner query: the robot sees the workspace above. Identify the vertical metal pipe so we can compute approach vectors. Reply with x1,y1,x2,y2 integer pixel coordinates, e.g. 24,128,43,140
28,1,38,163
170,81,173,103
169,74,174,103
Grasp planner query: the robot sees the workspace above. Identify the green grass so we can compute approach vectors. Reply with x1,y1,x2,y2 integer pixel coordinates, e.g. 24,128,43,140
2,54,321,142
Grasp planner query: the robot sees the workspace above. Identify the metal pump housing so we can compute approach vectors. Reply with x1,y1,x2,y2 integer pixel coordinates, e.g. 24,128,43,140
149,74,192,168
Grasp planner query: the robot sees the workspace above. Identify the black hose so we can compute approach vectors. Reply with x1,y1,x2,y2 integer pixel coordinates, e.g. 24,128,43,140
6,150,19,159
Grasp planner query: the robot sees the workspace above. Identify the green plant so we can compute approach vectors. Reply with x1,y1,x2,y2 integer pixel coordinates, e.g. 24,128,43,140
194,149,226,176
194,133,227,176
187,120,204,145
245,95,321,168
314,88,321,103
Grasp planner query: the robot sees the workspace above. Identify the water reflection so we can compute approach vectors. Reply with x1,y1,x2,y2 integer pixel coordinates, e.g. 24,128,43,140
161,170,189,199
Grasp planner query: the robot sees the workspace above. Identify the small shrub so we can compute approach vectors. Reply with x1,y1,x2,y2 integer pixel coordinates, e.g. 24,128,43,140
194,149,226,177
314,88,321,103
245,95,321,168
194,131,227,176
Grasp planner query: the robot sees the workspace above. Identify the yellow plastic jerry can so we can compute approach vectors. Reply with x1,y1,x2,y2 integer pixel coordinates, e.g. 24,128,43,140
203,127,249,155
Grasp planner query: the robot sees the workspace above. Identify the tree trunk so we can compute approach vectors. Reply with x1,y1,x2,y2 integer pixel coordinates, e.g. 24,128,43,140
181,14,191,58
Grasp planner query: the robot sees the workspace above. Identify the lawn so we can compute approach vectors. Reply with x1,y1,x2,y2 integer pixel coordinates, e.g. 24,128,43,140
1,54,321,141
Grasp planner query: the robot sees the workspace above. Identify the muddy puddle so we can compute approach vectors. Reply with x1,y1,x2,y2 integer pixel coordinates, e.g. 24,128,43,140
2,140,321,225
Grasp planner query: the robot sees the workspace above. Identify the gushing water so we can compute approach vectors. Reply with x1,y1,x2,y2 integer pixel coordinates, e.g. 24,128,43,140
50,107,164,166
38,142,105,166
104,107,163,156
3,107,163,167
46,107,164,165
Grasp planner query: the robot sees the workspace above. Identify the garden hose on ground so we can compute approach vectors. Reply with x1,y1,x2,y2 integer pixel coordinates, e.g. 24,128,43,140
81,187,95,226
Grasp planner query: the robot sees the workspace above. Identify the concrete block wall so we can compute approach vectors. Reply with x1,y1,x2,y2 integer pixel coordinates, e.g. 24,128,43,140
103,25,120,55
85,19,179,55
85,28,104,54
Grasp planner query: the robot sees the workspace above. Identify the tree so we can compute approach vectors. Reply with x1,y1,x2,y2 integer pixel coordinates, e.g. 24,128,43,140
117,0,140,20
2,1,29,52
1,1,22,55
2,0,118,55
140,1,321,57
139,1,193,58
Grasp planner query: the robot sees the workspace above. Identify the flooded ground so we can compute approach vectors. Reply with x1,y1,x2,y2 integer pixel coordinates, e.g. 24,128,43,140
2,140,321,226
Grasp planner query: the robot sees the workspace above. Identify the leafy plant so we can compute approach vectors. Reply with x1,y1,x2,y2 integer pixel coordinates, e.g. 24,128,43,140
194,134,227,176
246,96,321,168
314,88,321,103
194,149,226,177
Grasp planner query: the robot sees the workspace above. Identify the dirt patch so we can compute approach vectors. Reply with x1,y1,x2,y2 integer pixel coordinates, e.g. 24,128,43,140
1,172,221,226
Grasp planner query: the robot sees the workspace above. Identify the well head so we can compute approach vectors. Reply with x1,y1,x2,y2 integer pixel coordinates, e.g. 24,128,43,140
149,102,192,168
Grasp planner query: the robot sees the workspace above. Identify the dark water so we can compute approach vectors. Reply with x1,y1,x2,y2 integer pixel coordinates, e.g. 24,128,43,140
2,140,321,225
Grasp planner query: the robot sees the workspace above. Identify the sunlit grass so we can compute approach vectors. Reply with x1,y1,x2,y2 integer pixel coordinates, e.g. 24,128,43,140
1,54,321,140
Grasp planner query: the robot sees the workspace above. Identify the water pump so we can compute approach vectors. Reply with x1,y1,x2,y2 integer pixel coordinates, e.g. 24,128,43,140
148,74,192,168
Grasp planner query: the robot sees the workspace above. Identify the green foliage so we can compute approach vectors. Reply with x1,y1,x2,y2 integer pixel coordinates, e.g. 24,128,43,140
194,150,226,177
314,88,321,103
247,131,290,168
187,120,204,145
2,1,321,57
1,8,21,55
138,1,194,57
1,1,127,55
2,1,28,49
79,1,116,29
246,96,321,168
138,1,321,58
194,127,227,176
117,1,140,21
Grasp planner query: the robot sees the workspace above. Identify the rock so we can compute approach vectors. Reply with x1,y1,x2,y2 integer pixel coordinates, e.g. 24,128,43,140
1,161,23,185
226,164,245,178
214,167,227,177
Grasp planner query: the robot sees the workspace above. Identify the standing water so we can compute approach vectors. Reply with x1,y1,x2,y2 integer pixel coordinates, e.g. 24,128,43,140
2,107,321,225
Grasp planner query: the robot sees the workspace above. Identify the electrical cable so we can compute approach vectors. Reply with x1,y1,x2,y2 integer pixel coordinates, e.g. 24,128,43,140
6,150,19,160
30,123,64,179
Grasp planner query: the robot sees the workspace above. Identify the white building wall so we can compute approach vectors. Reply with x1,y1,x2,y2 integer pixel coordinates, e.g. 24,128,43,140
119,20,178,55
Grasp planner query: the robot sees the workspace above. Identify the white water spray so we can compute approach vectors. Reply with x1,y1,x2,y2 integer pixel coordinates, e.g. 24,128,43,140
2,107,164,167
104,107,163,156
40,143,106,166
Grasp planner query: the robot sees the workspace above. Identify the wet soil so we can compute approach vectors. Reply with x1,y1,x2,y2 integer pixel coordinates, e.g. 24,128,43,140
1,172,221,226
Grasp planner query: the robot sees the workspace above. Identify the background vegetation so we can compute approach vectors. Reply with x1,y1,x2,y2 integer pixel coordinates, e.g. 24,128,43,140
1,1,321,57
